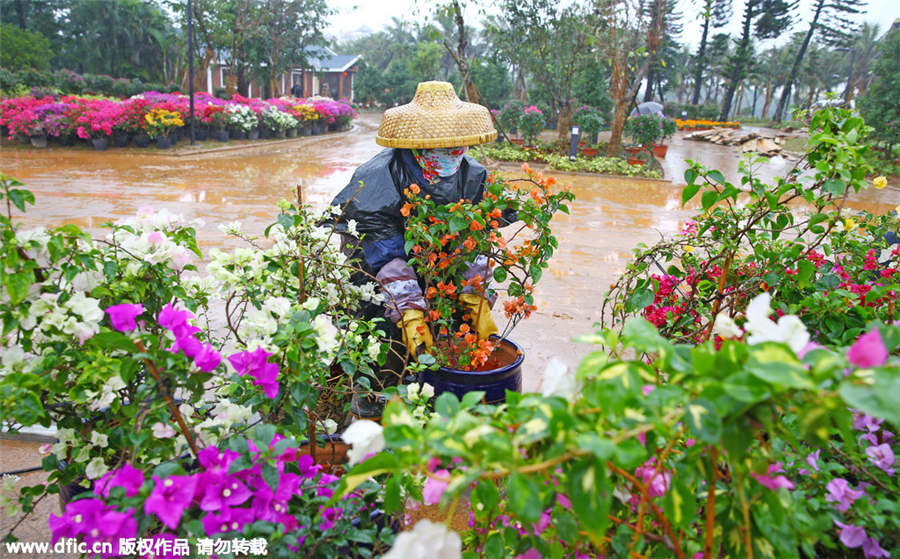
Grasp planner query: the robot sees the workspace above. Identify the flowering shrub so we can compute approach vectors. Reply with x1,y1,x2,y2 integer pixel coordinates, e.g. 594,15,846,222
497,100,524,134
572,105,606,142
336,307,898,558
260,106,298,131
624,114,668,148
401,166,574,370
48,426,394,558
470,143,662,178
225,104,258,132
518,105,544,145
289,103,319,123
0,175,387,542
144,108,184,139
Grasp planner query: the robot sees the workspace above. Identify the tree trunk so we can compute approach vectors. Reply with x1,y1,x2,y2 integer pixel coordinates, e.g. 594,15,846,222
733,81,745,119
719,1,753,121
556,104,572,140
761,79,774,118
643,68,655,102
690,4,712,105
773,0,823,122
607,100,629,156
658,77,666,103
751,84,759,117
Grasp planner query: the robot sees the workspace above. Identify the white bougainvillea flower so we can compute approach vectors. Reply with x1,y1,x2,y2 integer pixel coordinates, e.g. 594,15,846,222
383,519,462,559
85,457,109,480
744,293,810,353
343,420,385,466
711,312,743,339
540,358,580,400
152,422,176,439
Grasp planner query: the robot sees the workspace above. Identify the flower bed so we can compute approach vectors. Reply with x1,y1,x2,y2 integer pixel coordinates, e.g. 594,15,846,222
0,92,356,148
675,118,740,130
472,142,662,178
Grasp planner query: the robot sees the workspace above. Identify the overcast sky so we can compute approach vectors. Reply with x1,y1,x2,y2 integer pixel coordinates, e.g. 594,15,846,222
326,0,900,50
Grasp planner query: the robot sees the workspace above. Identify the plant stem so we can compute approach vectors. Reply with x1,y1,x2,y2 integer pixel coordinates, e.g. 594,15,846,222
704,446,718,558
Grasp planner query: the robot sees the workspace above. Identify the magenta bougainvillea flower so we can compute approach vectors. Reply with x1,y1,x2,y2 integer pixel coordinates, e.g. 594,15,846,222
751,463,795,491
104,303,144,332
847,329,889,368
143,475,199,530
825,478,865,512
228,347,280,398
834,520,867,548
865,443,895,475
319,506,343,531
422,469,450,505
96,464,145,498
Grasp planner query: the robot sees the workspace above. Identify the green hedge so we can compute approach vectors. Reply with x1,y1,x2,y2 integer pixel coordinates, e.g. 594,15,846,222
0,67,178,98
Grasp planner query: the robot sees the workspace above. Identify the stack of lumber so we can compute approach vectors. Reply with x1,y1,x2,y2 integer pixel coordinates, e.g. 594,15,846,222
685,127,786,156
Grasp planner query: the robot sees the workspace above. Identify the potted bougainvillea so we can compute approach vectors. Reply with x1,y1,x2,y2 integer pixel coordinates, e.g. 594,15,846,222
401,166,574,402
518,105,544,147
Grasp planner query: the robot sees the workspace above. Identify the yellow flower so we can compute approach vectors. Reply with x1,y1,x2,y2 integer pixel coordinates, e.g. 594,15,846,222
844,218,857,232
683,245,694,253
874,176,887,189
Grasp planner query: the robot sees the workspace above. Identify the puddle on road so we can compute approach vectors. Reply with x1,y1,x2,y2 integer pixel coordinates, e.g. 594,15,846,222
2,113,897,390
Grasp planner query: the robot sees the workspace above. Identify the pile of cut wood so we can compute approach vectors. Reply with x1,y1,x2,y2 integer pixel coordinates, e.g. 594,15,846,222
685,128,787,157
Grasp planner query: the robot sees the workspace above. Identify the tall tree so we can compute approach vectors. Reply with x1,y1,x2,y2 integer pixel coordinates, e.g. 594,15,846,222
772,0,866,121
256,0,330,96
858,26,900,147
597,0,666,156
718,0,795,121
643,0,683,103
491,0,594,140
845,22,881,100
689,0,732,105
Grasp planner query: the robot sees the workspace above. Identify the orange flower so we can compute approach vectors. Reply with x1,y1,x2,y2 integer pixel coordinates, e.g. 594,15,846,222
416,324,427,335
463,237,476,251
469,220,484,231
400,202,413,217
429,310,441,321
489,208,503,219
426,286,437,299
412,244,422,254
409,183,420,194
490,220,499,229
459,323,471,334
522,162,533,175
464,333,477,345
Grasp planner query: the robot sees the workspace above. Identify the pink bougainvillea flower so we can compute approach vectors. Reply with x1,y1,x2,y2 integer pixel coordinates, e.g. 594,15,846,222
228,347,281,397
104,303,144,332
635,458,672,498
143,475,198,530
319,506,343,531
193,342,222,372
834,520,867,548
158,303,199,338
201,506,255,536
751,463,795,491
316,473,340,498
825,478,865,512
514,548,542,559
95,464,144,498
556,492,572,509
847,330,889,368
423,469,450,505
853,411,884,433
865,443,895,475
532,510,552,536
863,537,890,558
806,449,821,472
199,474,252,511
297,454,322,479
48,498,108,543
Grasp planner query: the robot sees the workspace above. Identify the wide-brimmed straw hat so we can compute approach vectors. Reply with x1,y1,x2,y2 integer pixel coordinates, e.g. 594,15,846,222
376,81,497,149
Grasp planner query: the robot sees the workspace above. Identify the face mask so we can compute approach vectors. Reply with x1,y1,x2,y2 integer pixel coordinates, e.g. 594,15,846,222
414,147,468,182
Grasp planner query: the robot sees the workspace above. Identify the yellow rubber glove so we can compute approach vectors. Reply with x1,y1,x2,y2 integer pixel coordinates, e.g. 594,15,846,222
459,293,499,339
397,309,433,355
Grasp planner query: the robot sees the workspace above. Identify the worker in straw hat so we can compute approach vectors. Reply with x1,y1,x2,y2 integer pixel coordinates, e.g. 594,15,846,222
331,81,514,362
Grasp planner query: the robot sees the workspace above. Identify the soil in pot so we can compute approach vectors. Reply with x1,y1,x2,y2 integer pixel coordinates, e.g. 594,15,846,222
624,145,643,155
91,137,109,151
421,337,524,404
29,133,48,148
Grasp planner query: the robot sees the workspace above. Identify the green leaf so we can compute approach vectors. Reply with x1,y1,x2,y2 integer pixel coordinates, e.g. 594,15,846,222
333,452,401,501
722,372,771,404
6,270,34,304
450,216,468,234
473,479,500,520
745,344,814,390
612,438,647,469
384,476,402,514
261,463,279,491
839,369,900,425
484,533,504,559
796,260,816,288
435,392,460,417
823,178,845,195
622,318,666,352
708,170,725,184
574,434,615,460
461,391,486,408
506,473,542,524
7,189,34,212
701,190,718,211
252,424,276,448
627,288,654,311
87,331,139,353
493,267,508,283
568,461,610,539
684,398,722,443
553,509,579,544
681,183,700,205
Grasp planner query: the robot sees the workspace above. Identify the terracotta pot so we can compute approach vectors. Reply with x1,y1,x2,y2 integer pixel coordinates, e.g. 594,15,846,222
628,157,644,166
581,147,599,158
299,434,349,476
624,145,642,155
651,144,668,158
510,138,524,146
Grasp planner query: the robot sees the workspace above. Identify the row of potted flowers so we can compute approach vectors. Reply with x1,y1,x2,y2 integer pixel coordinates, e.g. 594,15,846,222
675,117,741,130
0,91,357,150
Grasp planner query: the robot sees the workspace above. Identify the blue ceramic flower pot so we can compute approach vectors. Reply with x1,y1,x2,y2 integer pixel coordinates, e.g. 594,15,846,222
421,337,523,404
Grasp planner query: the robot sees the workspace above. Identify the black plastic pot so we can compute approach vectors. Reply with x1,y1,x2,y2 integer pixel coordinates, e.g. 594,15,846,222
421,337,524,404
275,129,287,139
312,122,326,135
91,137,109,151
231,128,247,140
286,127,298,138
57,134,75,146
134,134,150,148
113,133,130,148
195,126,209,141
157,135,172,149
248,128,260,140
29,133,48,148
260,126,273,139
299,125,312,136
213,128,229,142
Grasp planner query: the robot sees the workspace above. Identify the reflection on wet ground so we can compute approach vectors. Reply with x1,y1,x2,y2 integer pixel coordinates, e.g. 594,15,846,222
2,113,898,391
